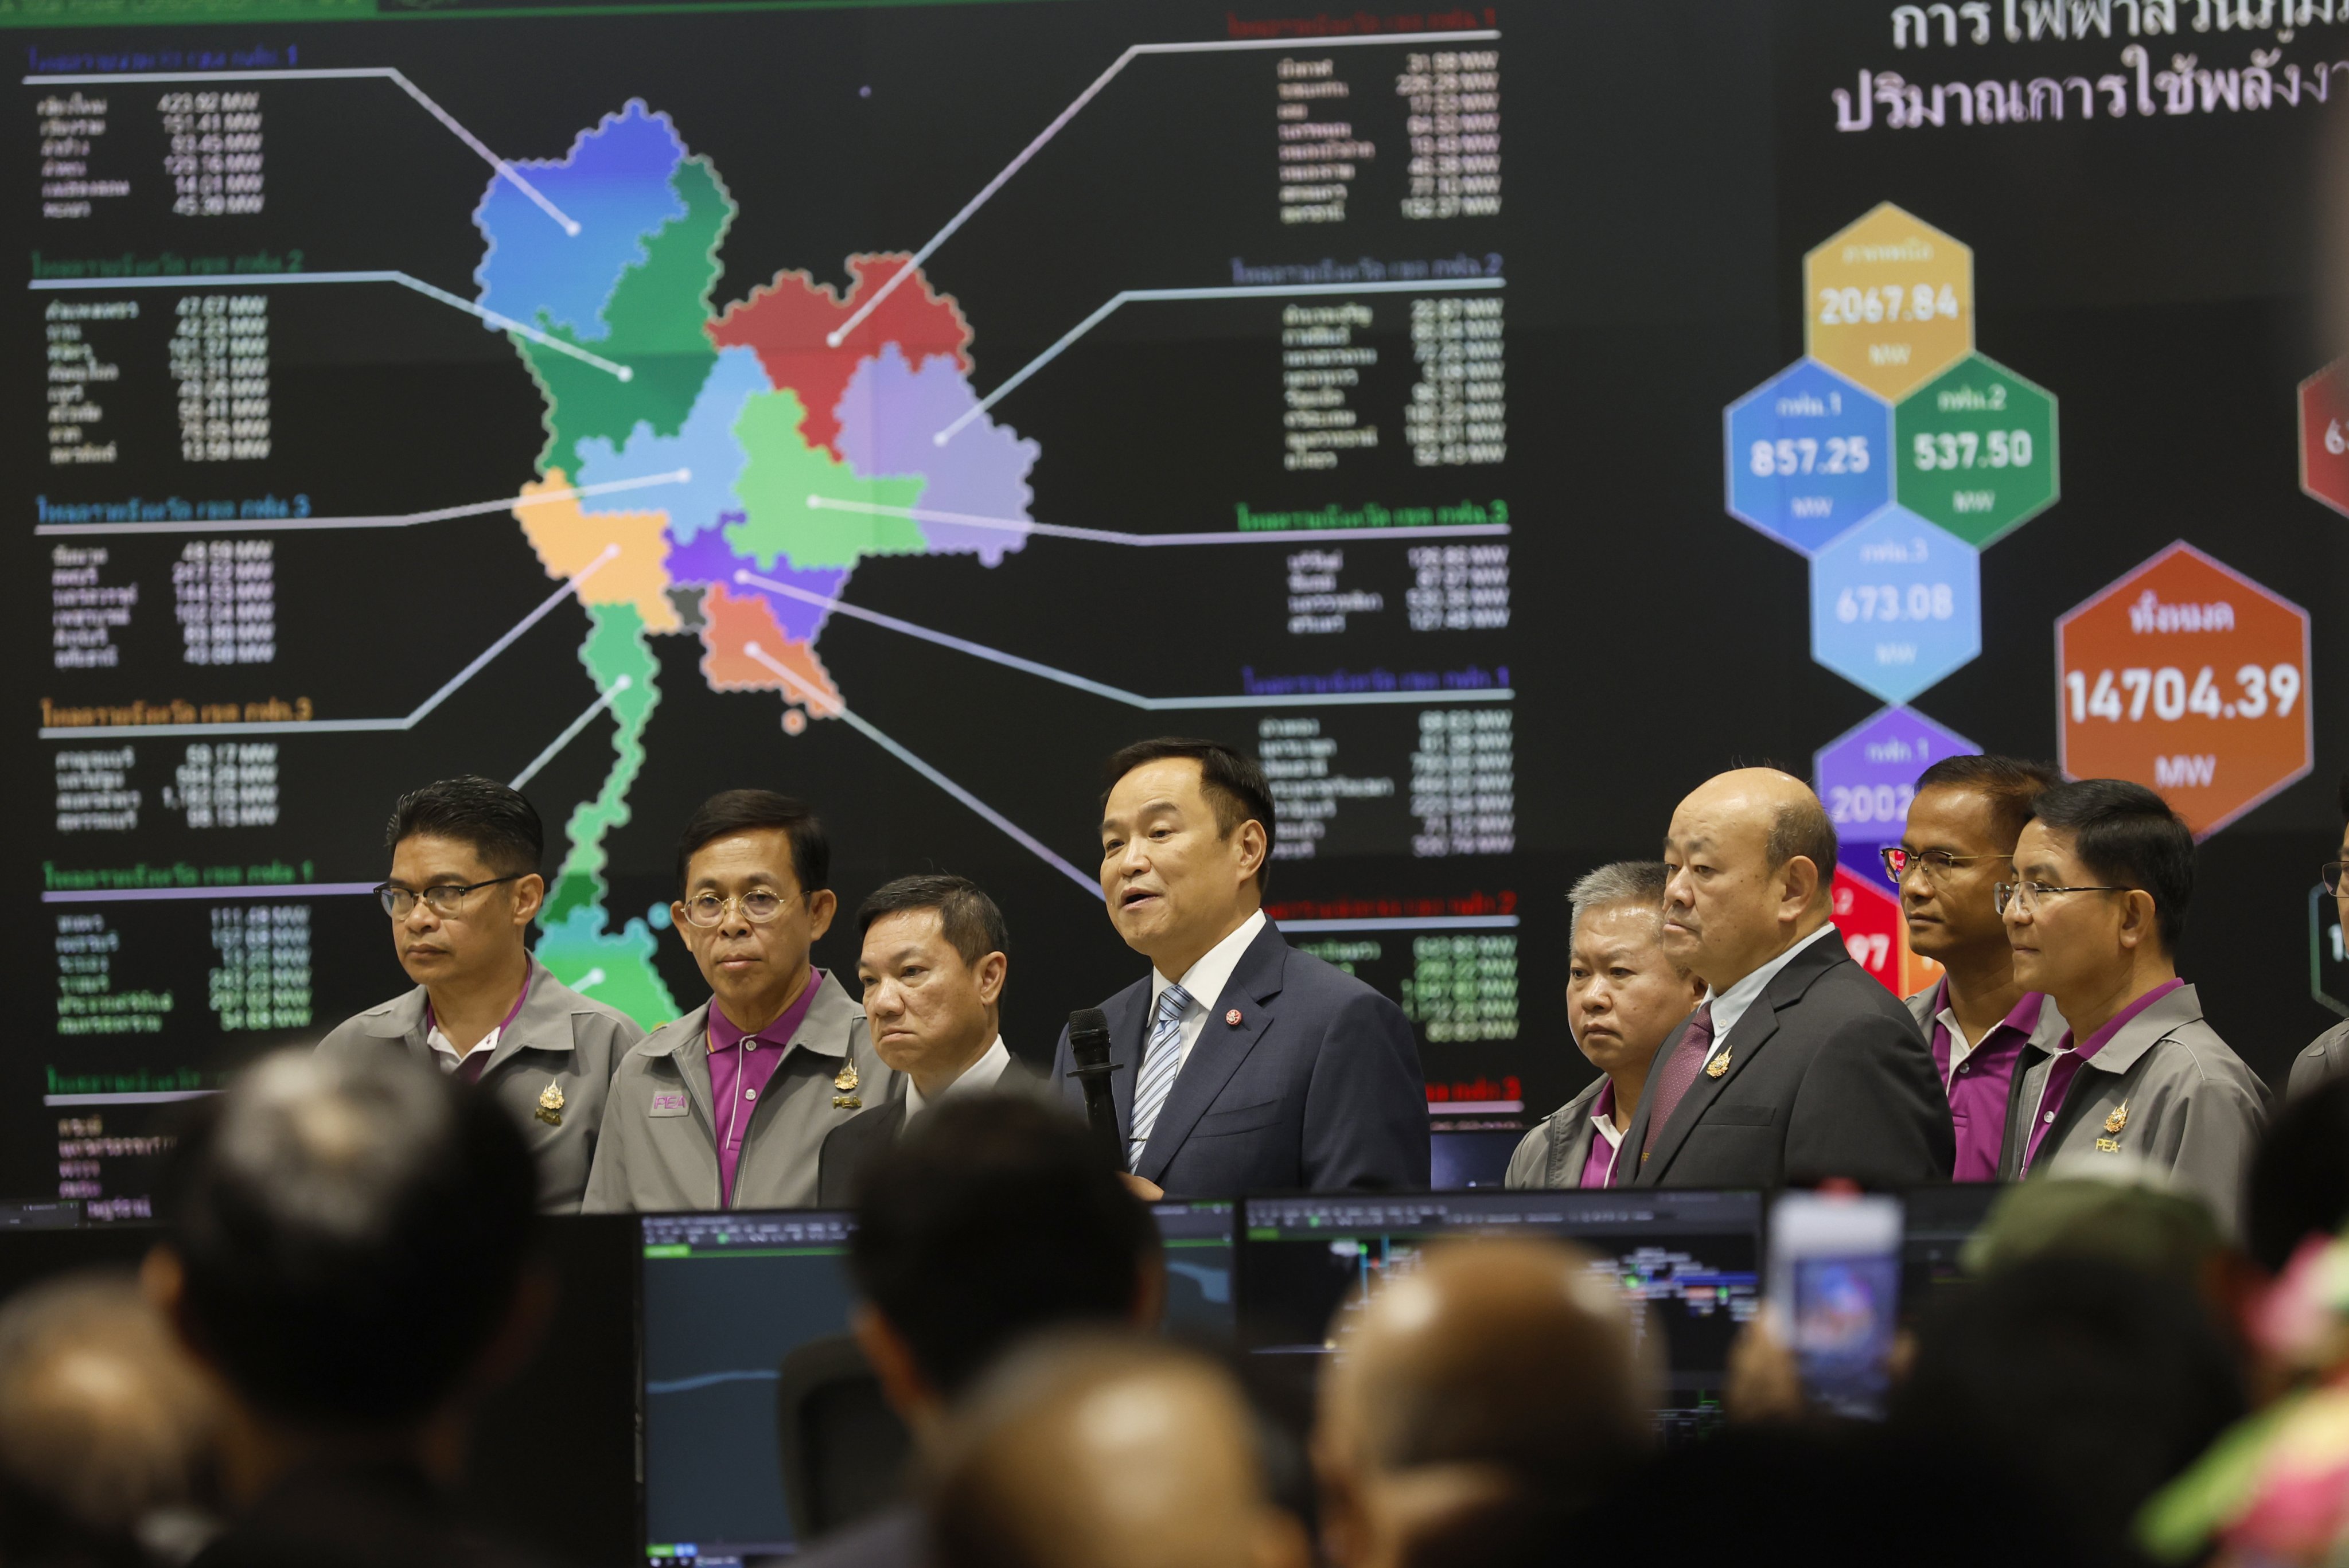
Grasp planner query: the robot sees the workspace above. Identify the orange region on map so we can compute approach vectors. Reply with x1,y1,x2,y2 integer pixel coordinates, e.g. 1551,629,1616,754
698,583,843,713
512,470,681,633
707,253,975,457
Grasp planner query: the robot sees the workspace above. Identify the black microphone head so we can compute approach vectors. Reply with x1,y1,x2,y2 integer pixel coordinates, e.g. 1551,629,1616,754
1067,1007,1112,1066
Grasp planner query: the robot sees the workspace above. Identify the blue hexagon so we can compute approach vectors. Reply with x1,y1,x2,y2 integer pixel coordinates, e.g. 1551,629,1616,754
1810,507,1981,704
1814,705,1979,884
1724,358,1892,556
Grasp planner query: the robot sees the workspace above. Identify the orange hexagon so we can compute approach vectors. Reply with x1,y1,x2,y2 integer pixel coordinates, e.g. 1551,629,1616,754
2299,360,2349,518
1805,202,1974,401
2055,542,2313,839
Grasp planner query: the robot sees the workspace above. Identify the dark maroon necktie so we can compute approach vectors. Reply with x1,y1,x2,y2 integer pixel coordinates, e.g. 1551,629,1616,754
1640,1004,1716,1159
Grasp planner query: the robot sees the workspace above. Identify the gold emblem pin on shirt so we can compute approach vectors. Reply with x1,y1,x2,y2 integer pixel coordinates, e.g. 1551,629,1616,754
832,1095,863,1110
834,1062,859,1093
536,1079,564,1127
1705,1048,1731,1079
2104,1102,2129,1134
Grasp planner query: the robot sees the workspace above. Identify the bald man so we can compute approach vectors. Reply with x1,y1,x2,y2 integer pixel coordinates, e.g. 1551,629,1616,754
1620,769,1952,1188
926,1336,1309,1568
1313,1239,1653,1568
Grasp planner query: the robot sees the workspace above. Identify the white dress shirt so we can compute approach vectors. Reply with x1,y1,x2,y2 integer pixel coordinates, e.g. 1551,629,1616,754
426,1019,501,1072
903,1035,1011,1123
1148,909,1268,1079
1699,923,1844,1067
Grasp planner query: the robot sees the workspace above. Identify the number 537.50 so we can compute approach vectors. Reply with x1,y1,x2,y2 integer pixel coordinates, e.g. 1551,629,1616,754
2065,664,2300,723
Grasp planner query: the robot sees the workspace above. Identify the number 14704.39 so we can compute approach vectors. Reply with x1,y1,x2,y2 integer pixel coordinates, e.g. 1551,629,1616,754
2066,664,2300,723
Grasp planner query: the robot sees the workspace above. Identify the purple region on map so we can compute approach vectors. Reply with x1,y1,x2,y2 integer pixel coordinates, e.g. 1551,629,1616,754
665,526,847,644
835,345,1038,566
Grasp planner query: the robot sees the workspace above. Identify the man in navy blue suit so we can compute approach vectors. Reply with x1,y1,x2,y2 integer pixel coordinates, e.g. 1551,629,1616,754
1051,738,1429,1199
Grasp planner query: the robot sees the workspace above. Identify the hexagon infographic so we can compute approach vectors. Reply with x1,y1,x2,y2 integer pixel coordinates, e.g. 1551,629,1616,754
2312,883,2349,1018
1814,705,1980,880
1894,352,2059,547
2056,541,2313,839
2300,360,2349,519
1831,866,1906,995
1810,507,1982,704
1724,359,1891,555
1805,202,1974,401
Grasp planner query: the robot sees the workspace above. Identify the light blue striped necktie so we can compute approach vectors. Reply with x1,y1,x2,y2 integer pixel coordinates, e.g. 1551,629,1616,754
1128,982,1193,1161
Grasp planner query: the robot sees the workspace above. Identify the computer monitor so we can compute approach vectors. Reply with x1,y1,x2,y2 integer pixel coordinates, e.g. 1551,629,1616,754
1899,1183,2007,1322
1238,1189,1763,1439
640,1202,1239,1563
640,1210,859,1565
1428,1128,1520,1188
1151,1200,1236,1341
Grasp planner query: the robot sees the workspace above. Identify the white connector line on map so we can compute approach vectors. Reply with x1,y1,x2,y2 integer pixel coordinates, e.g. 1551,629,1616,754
29,272,630,381
805,494,1509,547
21,67,580,233
509,676,632,790
34,470,691,538
824,28,1501,346
733,568,1510,711
36,547,617,740
741,642,1097,895
935,276,1506,445
572,967,609,993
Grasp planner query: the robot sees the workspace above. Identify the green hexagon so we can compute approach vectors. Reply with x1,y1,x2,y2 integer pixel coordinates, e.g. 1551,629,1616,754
1892,352,2059,547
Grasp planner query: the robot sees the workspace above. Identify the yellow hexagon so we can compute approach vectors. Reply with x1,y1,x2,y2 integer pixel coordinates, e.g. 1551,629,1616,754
1804,202,1973,401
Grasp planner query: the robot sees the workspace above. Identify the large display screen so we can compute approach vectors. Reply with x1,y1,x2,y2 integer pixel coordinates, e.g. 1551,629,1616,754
7,0,2344,1210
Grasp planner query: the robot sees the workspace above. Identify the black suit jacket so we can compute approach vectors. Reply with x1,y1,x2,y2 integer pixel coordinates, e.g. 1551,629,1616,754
1617,932,1952,1189
1049,921,1429,1198
813,1056,1058,1206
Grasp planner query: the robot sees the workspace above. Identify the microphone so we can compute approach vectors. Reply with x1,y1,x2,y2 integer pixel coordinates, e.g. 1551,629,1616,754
1064,1007,1128,1173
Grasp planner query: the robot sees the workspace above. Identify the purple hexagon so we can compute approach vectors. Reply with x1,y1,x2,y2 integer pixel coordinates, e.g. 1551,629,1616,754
1814,705,1978,885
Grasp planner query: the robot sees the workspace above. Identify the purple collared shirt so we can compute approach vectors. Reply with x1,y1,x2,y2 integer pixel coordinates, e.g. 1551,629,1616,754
2020,976,2186,1175
706,974,823,1209
1579,1081,1625,1189
1926,984,2043,1183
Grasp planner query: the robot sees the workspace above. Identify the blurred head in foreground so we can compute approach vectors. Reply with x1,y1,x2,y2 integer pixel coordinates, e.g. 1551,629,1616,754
928,1334,1307,1568
1312,1238,1654,1568
146,1046,542,1499
0,1273,218,1568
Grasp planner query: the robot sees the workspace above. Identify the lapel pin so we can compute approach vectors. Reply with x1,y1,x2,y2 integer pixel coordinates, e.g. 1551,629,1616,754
535,1079,565,1126
1705,1048,1731,1079
834,1062,859,1093
1225,1008,1244,1027
2103,1102,2128,1134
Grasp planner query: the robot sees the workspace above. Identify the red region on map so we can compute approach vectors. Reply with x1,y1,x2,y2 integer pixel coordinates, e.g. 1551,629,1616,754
707,253,975,457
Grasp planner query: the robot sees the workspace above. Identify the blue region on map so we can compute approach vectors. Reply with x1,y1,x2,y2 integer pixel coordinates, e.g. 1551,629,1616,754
574,346,769,539
474,99,690,343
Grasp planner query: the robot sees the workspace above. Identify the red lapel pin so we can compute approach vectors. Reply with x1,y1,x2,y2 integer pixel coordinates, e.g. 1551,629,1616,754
1225,1008,1244,1027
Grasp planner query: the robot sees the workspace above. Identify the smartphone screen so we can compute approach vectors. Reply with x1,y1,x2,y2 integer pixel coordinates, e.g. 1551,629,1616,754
1767,1191,1903,1420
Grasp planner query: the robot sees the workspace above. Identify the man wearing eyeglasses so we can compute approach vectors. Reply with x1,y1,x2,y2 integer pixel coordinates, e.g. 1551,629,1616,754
2288,774,2349,1097
2001,778,2268,1230
584,789,898,1212
317,776,645,1211
1886,755,2069,1181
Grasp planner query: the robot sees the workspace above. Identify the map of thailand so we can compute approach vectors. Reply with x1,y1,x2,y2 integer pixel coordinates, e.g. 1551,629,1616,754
472,100,1041,1026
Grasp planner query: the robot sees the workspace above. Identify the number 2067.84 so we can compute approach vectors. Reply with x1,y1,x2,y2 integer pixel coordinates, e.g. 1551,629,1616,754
2065,664,2301,723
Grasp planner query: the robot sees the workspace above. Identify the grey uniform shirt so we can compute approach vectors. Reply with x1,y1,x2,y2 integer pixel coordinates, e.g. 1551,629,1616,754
2289,1017,2349,1099
1504,1075,1608,1189
2005,981,2270,1235
315,956,644,1213
581,972,899,1212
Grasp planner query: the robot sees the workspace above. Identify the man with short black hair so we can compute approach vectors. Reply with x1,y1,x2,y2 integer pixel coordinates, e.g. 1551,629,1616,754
1622,768,1951,1188
585,790,895,1211
2288,771,2349,1097
148,1047,548,1568
793,1096,1165,1568
1051,738,1427,1199
2001,778,2268,1228
1892,754,2069,1181
318,776,644,1211
815,875,1055,1203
